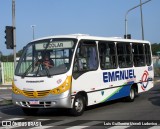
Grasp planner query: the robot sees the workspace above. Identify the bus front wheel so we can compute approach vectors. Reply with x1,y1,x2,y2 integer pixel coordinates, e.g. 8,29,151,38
71,94,85,116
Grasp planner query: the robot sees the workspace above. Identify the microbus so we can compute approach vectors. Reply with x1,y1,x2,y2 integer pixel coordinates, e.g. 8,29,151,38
12,34,154,116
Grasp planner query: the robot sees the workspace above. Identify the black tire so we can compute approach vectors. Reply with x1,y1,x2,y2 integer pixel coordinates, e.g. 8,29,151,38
71,95,86,116
126,87,135,102
22,108,39,116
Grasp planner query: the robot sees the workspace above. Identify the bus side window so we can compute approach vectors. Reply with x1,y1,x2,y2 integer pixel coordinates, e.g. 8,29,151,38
144,44,151,66
132,43,145,67
117,43,133,68
98,41,117,69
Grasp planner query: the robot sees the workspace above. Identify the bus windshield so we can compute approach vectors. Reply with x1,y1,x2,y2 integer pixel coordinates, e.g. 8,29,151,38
15,38,77,77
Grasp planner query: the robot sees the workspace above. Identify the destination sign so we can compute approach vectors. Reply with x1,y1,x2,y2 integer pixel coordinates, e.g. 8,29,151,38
35,41,74,50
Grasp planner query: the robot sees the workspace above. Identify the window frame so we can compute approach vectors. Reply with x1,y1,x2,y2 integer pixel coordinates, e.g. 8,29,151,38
98,41,117,70
73,39,99,79
144,43,151,66
117,42,133,68
132,43,145,67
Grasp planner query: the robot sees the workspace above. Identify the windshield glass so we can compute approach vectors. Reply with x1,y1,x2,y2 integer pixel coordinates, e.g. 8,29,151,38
15,38,77,77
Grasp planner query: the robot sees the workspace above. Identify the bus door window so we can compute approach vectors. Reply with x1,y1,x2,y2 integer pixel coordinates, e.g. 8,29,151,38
73,40,98,78
88,46,98,69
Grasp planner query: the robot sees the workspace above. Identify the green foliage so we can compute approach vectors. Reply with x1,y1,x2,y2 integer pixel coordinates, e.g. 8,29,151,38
1,49,23,62
151,43,160,56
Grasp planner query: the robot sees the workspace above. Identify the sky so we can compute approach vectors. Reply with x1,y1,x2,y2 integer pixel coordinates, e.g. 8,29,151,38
0,0,160,55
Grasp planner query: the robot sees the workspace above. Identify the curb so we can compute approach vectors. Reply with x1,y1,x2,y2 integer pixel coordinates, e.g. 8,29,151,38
0,105,15,110
0,87,12,90
0,96,12,102
0,99,12,106
154,80,160,84
155,80,160,82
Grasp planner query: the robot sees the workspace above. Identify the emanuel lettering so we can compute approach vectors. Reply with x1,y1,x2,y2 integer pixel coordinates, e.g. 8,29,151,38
103,69,136,83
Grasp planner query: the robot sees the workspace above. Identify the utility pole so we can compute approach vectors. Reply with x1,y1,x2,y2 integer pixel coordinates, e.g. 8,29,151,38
125,0,151,39
31,25,36,40
140,0,144,40
12,0,16,70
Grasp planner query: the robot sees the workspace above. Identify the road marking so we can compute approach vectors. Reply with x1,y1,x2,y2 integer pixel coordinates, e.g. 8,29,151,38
65,121,102,129
37,119,51,121
7,118,24,121
148,126,160,129
29,120,76,129
0,126,19,129
0,87,12,90
49,119,76,126
108,126,130,129
28,126,53,129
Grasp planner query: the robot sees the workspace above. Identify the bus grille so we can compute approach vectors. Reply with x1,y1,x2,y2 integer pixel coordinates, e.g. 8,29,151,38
22,90,50,98
20,101,52,108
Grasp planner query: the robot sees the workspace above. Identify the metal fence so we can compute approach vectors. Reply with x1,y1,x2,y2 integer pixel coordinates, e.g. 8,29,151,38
153,56,160,77
1,62,14,85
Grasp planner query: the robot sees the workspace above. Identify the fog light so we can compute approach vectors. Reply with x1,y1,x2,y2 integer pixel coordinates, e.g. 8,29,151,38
52,101,56,105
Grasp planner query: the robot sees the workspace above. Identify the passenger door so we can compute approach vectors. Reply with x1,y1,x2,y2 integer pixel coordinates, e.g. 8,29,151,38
72,40,101,105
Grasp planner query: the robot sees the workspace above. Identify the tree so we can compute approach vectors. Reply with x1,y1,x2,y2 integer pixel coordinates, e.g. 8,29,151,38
1,49,23,62
151,43,160,56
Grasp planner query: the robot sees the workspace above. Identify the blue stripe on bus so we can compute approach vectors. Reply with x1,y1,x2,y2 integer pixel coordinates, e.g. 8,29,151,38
101,81,134,102
106,86,130,102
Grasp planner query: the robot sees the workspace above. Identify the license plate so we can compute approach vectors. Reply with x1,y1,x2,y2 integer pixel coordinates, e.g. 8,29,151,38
29,100,39,105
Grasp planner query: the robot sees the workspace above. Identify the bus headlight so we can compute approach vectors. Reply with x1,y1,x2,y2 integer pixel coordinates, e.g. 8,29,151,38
51,76,72,95
12,82,22,94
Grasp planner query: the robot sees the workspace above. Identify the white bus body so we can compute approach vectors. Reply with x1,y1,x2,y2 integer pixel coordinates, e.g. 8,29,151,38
12,34,154,116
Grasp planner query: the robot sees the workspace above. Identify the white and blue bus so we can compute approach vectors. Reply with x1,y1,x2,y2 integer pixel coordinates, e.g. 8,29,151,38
12,34,154,116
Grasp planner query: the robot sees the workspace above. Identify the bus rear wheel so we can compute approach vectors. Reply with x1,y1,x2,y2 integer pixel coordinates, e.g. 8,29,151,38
126,87,135,102
22,108,39,116
71,94,85,116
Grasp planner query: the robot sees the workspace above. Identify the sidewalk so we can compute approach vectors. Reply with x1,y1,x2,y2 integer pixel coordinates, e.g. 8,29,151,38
0,84,12,106
0,84,12,90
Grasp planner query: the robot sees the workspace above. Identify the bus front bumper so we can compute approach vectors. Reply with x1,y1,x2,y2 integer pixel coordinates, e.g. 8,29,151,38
12,91,72,108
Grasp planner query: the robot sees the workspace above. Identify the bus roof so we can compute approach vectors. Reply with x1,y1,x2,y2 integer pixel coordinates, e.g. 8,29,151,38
32,34,150,44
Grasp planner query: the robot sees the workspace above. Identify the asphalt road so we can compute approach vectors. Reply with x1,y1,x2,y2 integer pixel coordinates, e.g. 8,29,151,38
0,82,160,129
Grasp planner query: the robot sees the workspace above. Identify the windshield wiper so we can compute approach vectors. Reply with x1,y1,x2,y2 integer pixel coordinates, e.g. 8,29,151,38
21,59,51,78
21,58,39,78
21,41,53,78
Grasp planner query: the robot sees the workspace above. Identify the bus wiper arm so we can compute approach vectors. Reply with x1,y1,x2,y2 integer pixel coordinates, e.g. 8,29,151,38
21,58,38,78
22,41,52,78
